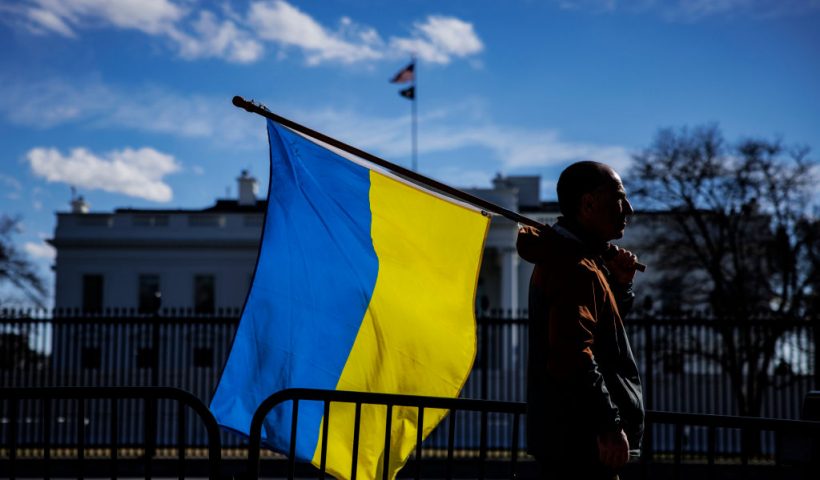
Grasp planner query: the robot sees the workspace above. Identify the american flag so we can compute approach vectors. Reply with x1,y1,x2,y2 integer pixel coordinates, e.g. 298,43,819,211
390,62,415,83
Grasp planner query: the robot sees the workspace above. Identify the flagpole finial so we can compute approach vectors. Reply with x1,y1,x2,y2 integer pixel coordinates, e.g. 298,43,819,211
233,96,270,113
233,96,250,110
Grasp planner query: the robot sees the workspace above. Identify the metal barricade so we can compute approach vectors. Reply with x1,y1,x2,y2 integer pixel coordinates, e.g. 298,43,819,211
246,388,528,480
4,385,820,479
641,410,820,478
0,386,222,480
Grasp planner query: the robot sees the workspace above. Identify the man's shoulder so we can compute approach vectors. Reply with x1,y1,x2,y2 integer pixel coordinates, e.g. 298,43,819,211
541,254,605,289
518,225,586,266
569,257,607,286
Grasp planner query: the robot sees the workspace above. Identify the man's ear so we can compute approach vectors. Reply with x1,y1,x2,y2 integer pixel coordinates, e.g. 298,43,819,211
579,192,596,218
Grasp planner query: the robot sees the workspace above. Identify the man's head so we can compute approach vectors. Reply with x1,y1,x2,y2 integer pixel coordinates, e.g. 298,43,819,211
557,161,633,242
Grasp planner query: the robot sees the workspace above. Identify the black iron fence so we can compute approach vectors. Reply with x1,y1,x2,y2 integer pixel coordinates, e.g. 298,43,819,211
1,309,818,453
2,386,819,479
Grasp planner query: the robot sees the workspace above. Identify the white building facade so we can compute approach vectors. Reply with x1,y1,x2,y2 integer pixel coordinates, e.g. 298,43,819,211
50,171,262,313
49,172,562,315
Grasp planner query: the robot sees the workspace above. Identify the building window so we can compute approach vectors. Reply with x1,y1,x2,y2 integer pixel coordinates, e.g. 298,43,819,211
81,347,101,369
138,274,161,314
82,274,103,313
188,215,223,227
243,214,264,227
193,347,213,368
194,275,215,314
132,215,169,227
78,215,112,227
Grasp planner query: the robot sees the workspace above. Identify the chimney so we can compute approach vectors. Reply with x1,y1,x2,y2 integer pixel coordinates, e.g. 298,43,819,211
237,170,258,206
70,188,89,214
491,172,507,189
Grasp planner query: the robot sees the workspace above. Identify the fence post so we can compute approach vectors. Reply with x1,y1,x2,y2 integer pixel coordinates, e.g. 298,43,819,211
813,315,820,390
480,317,489,400
146,293,162,459
645,319,654,412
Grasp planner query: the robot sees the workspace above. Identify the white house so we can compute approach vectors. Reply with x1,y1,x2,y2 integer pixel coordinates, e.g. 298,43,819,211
45,170,709,424
50,171,264,313
48,171,571,315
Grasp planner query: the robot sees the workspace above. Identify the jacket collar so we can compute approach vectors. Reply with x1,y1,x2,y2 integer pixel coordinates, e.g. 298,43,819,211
554,217,609,258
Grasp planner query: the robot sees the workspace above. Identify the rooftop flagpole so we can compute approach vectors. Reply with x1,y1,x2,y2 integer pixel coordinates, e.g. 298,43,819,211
391,59,417,172
411,57,417,172
231,95,646,272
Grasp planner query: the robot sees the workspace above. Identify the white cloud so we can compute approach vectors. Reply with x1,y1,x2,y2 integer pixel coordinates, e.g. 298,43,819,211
661,0,820,21
8,0,483,66
552,0,820,20
416,16,482,57
421,125,631,173
298,103,631,174
429,165,495,190
24,0,184,37
170,10,264,63
0,77,105,128
677,0,753,16
557,0,618,13
488,129,632,172
0,173,23,192
248,0,383,65
659,0,758,21
26,6,76,36
24,241,56,260
26,146,180,202
391,16,483,64
1,174,23,200
15,0,260,63
1,74,629,179
0,77,264,145
212,6,487,66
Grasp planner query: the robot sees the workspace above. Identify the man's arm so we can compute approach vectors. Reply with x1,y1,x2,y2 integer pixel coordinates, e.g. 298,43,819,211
548,265,631,468
547,267,620,431
605,246,639,316
516,225,548,264
601,246,640,468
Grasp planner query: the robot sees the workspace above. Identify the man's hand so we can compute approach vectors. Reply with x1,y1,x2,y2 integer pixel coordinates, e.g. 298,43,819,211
596,429,630,469
604,246,639,286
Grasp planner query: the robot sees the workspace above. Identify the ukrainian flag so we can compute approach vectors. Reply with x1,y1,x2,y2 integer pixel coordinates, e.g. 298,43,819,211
210,118,489,479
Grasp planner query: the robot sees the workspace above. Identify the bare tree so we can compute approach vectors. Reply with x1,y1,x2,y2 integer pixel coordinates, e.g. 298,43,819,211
629,124,818,418
0,331,48,370
0,215,48,309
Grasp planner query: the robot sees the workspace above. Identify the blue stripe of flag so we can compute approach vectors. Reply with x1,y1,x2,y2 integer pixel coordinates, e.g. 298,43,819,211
210,119,379,459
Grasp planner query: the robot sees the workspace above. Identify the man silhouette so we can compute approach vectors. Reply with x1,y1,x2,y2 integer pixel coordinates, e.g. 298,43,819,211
517,161,644,479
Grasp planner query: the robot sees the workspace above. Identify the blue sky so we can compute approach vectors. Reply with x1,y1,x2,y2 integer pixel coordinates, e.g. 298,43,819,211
1,0,819,306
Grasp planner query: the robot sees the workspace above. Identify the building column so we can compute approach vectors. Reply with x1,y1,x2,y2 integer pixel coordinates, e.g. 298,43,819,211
497,247,522,374
499,247,519,316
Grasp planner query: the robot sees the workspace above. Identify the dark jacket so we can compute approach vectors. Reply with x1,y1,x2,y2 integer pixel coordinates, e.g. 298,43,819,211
517,222,644,460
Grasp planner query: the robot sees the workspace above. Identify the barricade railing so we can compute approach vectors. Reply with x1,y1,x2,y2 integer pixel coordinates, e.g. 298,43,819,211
3,386,820,479
640,410,820,478
246,388,528,480
0,386,222,480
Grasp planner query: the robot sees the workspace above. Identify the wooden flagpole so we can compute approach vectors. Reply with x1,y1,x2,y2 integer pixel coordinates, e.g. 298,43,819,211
232,95,539,227
231,95,646,272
